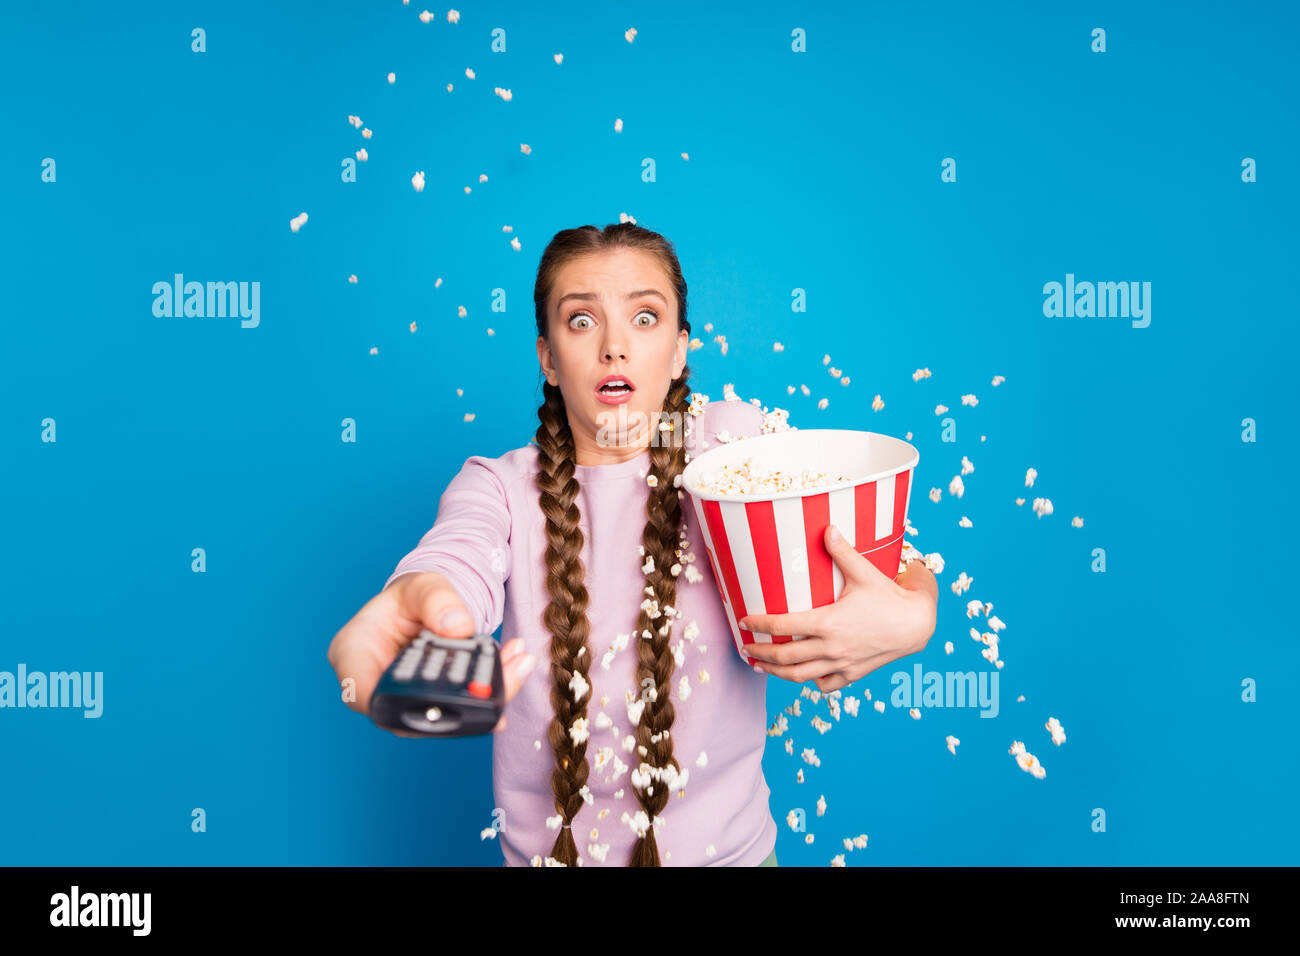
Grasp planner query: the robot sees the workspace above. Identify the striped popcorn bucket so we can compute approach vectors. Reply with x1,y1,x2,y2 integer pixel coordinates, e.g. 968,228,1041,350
681,429,919,669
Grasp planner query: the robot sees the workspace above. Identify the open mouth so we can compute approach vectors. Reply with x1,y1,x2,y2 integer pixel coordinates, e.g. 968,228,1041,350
596,375,636,398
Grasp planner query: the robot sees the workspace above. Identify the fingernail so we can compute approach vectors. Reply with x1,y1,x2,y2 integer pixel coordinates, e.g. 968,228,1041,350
753,665,766,674
829,524,842,543
438,608,472,630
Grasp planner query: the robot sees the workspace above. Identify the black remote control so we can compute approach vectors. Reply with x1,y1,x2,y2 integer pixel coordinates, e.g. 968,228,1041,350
369,629,504,737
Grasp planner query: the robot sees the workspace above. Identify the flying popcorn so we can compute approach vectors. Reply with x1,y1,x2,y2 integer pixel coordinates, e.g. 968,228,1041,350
1015,497,1025,506
347,274,358,284
554,53,563,64
924,552,944,574
681,152,690,160
935,404,948,415
347,115,363,128
387,72,396,84
447,9,459,22
801,748,821,767
419,10,434,23
1009,740,1046,779
946,735,960,755
1032,497,1053,518
872,394,884,411
356,148,368,161
951,571,973,595
961,456,974,475
944,641,953,653
817,795,827,816
929,487,942,503
494,87,512,101
949,475,965,498
842,377,851,386
289,211,308,232
614,118,623,132
411,171,425,192
510,237,521,251
909,708,921,719
1025,467,1038,487
817,398,829,409
520,143,531,154
465,67,475,79
1045,717,1066,746
361,128,372,139
961,394,978,406
1071,516,1084,527
773,342,784,352
625,27,637,42
786,809,801,830
987,615,1005,632
873,700,885,714
913,368,932,381
992,375,1005,386
958,516,972,528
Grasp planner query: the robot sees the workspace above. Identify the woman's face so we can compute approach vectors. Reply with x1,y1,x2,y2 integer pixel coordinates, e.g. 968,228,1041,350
538,247,690,465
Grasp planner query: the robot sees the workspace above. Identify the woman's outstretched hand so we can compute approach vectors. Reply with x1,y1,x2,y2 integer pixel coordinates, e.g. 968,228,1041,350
326,571,537,737
736,524,939,694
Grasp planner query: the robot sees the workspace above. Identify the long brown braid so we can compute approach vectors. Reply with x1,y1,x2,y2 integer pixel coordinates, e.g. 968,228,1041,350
532,222,694,866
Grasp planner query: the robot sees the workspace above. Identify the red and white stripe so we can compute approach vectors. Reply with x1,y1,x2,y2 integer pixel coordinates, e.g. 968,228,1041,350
689,469,913,666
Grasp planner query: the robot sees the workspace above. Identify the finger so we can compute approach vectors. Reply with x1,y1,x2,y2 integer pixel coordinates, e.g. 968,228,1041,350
824,523,894,590
741,635,835,666
500,642,538,705
492,714,508,733
738,607,832,639
752,658,841,684
399,574,477,639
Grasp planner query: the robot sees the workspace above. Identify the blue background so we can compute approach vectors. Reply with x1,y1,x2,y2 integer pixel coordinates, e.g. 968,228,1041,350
2,0,1294,865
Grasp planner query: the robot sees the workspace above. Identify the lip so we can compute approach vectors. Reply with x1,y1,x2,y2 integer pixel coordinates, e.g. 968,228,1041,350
594,373,637,405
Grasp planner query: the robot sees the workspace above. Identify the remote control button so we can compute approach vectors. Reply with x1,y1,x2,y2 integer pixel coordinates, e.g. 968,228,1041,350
467,681,492,699
448,650,471,684
425,648,448,680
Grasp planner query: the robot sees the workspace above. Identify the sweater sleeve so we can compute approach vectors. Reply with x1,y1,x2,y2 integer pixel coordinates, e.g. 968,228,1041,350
384,455,512,637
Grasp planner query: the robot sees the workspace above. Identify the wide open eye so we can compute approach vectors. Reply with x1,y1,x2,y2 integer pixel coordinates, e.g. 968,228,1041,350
634,308,659,327
568,311,594,330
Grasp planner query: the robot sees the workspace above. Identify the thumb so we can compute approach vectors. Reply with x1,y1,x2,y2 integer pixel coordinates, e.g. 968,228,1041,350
401,574,477,638
825,523,890,589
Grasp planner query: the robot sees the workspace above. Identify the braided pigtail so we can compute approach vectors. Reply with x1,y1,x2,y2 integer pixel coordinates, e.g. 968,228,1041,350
534,380,594,866
627,371,694,866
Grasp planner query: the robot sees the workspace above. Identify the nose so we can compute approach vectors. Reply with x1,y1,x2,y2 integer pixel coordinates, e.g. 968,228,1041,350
600,325,627,362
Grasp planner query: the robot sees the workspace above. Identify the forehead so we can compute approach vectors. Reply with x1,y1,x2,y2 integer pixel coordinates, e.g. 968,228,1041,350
550,248,669,307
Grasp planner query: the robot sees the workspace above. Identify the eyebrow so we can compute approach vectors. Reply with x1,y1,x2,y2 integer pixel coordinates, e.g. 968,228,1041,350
555,288,668,310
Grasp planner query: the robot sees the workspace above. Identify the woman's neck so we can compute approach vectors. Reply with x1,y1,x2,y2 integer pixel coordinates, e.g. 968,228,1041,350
571,432,651,467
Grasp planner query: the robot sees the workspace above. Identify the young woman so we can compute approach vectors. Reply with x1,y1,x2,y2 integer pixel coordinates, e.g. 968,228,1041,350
327,222,939,866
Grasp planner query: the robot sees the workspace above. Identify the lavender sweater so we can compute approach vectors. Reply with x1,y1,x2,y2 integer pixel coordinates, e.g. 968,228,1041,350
384,397,778,866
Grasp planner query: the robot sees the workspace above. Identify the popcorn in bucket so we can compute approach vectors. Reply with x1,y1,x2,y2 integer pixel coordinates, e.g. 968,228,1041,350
681,429,919,669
